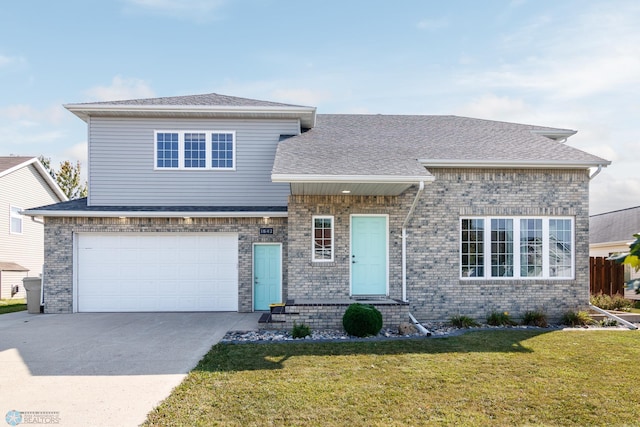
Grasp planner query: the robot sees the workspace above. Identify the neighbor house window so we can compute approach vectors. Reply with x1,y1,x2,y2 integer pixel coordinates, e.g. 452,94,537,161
312,216,334,262
460,217,574,279
155,130,235,170
10,206,23,234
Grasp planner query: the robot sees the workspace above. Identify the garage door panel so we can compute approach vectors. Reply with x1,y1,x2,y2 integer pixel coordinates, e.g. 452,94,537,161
77,233,238,312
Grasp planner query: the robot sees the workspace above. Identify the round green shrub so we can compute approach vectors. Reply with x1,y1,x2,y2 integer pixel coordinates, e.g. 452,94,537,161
342,303,383,337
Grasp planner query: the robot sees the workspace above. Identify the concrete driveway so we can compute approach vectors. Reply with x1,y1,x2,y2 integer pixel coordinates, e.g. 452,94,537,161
0,311,260,427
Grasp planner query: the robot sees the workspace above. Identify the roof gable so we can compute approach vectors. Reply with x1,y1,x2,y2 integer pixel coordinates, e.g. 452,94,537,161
0,157,68,201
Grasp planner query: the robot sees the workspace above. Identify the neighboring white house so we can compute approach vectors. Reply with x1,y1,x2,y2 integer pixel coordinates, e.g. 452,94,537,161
0,157,67,299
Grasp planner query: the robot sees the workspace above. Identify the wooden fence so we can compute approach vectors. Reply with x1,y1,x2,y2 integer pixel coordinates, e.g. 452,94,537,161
590,257,625,296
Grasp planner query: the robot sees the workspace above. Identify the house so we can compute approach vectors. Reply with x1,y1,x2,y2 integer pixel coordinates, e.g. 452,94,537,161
0,157,67,300
25,93,610,326
590,205,640,286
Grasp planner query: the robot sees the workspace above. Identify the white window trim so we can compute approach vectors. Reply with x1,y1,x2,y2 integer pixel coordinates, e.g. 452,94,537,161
154,130,236,171
10,205,23,234
312,215,334,262
459,216,575,280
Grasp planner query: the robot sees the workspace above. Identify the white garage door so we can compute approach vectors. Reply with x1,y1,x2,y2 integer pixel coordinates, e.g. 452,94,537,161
76,233,238,312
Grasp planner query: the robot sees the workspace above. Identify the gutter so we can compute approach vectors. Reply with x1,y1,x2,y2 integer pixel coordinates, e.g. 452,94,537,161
22,210,288,218
589,164,604,180
402,181,425,302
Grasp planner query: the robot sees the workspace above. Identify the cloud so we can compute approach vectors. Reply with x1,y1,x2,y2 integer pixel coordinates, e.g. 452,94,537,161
84,76,155,102
0,104,67,125
0,54,26,68
590,173,640,215
456,94,529,121
417,18,449,31
123,0,225,21
460,5,640,101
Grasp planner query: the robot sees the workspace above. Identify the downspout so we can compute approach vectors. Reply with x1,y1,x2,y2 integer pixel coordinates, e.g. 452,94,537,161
589,303,638,330
402,181,425,302
589,164,603,180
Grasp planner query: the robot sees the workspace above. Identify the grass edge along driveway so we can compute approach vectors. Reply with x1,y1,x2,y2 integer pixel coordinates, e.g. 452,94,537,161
0,299,26,314
145,329,640,426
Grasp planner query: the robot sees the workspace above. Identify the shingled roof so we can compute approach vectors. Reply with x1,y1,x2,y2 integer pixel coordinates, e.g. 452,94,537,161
0,156,36,175
64,93,317,127
272,114,609,178
67,92,309,108
590,206,640,245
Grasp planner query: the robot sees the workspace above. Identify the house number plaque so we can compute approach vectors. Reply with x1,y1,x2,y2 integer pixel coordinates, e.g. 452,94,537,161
260,228,274,234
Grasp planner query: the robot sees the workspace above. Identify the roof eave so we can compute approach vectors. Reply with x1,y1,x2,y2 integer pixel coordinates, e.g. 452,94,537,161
64,103,317,127
23,209,288,218
271,174,435,184
418,159,611,169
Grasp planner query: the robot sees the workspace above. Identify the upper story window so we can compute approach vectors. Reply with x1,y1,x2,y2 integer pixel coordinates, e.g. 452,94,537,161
155,130,236,170
312,216,334,262
461,216,574,280
10,206,23,234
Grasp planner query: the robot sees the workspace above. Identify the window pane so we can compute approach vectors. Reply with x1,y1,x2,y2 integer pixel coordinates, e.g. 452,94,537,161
520,219,543,277
491,218,513,277
549,219,572,277
156,133,179,168
10,207,22,233
461,219,484,277
313,217,333,261
211,132,234,169
184,133,206,168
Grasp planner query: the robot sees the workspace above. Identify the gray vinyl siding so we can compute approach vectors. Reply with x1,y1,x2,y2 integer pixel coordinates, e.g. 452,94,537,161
0,164,63,279
88,117,299,206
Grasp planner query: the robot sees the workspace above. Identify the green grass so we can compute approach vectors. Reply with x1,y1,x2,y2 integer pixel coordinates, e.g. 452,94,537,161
0,299,26,314
144,330,640,426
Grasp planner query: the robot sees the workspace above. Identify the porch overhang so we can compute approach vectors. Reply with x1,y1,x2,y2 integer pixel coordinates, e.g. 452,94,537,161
271,174,435,196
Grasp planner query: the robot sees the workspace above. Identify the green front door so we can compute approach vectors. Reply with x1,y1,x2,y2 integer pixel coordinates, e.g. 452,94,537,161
253,244,282,310
351,216,388,295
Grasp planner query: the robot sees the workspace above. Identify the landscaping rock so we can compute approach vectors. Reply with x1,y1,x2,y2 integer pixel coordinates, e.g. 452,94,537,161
398,322,417,335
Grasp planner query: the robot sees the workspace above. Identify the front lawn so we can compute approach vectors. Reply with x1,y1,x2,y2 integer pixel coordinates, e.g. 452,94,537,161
0,299,26,314
145,330,640,426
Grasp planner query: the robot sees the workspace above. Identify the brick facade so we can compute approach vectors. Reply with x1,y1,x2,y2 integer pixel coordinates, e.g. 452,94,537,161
43,168,591,324
286,169,591,322
42,216,287,313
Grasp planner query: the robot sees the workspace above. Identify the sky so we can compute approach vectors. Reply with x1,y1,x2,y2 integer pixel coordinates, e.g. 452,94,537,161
1,0,638,215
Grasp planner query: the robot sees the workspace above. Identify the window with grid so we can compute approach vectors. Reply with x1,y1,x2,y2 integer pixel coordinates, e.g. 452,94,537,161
154,131,235,170
313,216,334,262
461,218,484,277
184,133,206,168
211,132,234,169
156,132,179,168
491,218,513,277
549,219,572,278
461,217,574,280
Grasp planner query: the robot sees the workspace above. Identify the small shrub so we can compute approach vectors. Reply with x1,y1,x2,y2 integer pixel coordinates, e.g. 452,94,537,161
522,310,548,327
342,303,383,337
598,318,618,327
450,315,480,328
291,322,311,339
590,293,632,312
561,310,594,327
487,311,517,326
